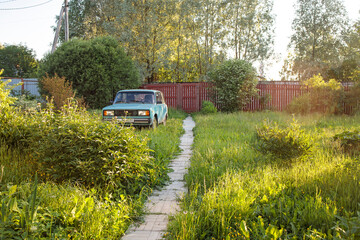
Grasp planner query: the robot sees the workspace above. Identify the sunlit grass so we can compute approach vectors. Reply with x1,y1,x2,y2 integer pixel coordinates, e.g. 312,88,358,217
0,107,187,239
167,112,360,239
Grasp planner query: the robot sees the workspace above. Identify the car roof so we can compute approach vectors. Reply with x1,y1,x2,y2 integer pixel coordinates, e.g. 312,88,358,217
116,89,159,94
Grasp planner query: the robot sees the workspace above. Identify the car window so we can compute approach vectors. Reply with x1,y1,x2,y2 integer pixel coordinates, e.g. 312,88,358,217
161,93,166,104
114,92,155,104
156,92,162,104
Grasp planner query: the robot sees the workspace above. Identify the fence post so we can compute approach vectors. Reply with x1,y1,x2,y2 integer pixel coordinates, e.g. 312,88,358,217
196,85,200,111
21,78,24,91
176,84,182,109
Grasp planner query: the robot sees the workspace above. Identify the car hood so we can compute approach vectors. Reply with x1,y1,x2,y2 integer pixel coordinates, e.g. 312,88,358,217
102,103,154,111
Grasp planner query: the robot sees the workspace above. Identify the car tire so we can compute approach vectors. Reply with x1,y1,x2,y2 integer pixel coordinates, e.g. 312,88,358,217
151,117,158,129
163,115,167,126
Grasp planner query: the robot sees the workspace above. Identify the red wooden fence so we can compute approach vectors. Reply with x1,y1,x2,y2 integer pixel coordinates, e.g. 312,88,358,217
142,81,311,113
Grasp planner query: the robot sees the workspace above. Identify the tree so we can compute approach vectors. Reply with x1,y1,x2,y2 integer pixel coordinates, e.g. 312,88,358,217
286,0,349,80
38,36,140,109
0,44,38,78
55,0,274,83
208,59,258,112
54,0,108,43
225,0,275,62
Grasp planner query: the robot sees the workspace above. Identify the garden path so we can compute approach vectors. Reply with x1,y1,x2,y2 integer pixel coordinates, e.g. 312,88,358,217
122,116,195,240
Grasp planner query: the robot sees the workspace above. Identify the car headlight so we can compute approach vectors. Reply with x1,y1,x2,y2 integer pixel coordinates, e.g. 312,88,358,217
138,110,150,116
103,110,114,116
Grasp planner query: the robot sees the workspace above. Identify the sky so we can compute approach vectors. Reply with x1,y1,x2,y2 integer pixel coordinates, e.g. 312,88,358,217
0,0,359,80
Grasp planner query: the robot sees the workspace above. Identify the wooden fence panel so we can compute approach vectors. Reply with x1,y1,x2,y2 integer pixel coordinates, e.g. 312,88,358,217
141,81,355,113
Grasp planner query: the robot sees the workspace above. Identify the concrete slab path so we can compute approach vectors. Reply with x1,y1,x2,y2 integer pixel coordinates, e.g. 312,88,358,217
122,116,195,240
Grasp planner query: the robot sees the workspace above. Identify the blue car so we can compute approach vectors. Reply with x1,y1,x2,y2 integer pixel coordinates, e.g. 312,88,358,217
102,89,168,128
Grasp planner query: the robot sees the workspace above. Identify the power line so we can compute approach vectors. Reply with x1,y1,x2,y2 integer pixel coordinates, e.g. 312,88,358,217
0,0,55,10
0,0,17,4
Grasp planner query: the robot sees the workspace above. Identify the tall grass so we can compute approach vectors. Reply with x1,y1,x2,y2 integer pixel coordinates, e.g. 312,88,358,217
167,112,360,239
0,107,186,239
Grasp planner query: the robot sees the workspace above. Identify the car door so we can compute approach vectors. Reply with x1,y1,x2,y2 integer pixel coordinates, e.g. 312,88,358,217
156,92,166,123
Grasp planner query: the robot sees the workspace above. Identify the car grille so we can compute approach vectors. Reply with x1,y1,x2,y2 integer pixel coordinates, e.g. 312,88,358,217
114,110,138,116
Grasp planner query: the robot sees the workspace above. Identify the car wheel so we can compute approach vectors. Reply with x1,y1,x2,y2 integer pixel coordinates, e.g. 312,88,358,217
151,117,158,129
163,115,167,126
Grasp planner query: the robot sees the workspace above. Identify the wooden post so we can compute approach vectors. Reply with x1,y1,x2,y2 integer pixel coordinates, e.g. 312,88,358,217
195,85,200,111
176,84,182,109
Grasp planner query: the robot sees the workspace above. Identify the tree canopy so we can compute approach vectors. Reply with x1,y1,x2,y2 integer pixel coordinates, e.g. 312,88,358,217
38,36,140,109
0,44,38,78
54,0,275,83
284,0,350,81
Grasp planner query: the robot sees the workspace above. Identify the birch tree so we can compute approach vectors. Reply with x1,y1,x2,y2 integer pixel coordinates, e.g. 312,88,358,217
225,0,275,62
288,0,349,80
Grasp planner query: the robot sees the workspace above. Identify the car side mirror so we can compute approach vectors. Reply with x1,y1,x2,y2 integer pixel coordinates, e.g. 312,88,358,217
109,100,114,105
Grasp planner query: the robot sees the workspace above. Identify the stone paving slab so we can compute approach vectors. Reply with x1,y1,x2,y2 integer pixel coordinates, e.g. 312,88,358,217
122,230,164,240
168,172,184,181
128,215,169,231
146,200,180,214
121,116,195,240
179,146,192,155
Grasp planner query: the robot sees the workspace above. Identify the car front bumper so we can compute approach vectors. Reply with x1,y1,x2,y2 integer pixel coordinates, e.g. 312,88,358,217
103,116,152,126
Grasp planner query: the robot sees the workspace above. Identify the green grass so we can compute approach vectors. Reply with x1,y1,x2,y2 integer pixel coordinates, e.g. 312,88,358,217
0,107,186,239
166,112,360,239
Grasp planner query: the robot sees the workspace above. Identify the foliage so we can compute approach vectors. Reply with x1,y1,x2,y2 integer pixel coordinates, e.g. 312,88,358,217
0,181,131,239
200,101,217,114
40,73,85,110
60,0,275,83
285,0,349,80
224,0,275,62
334,130,360,155
208,59,258,112
0,71,17,111
344,84,360,114
168,107,188,119
287,74,344,114
0,95,186,238
38,36,140,109
0,44,38,78
166,112,360,239
54,0,106,42
255,119,313,162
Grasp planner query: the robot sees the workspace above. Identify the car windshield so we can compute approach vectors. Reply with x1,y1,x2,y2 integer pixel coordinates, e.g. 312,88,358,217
114,92,155,104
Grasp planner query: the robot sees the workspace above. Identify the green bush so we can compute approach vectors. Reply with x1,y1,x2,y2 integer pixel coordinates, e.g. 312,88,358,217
0,99,158,195
287,75,344,115
255,119,313,162
334,130,360,155
0,181,131,239
200,101,217,114
208,59,258,112
0,44,38,78
38,36,141,109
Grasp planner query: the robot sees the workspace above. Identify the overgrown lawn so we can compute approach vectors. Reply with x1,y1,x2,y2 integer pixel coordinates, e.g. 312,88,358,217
0,103,186,239
166,112,360,239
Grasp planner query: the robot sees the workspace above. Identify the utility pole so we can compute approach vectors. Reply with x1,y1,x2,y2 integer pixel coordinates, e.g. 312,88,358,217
64,0,69,42
51,0,69,53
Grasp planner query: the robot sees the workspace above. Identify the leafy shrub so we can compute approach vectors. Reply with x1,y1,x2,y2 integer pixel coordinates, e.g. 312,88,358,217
0,98,158,195
0,44,38,78
255,119,313,161
200,101,217,114
0,71,17,112
40,73,84,110
344,84,360,114
38,36,141,109
208,59,258,112
287,74,344,114
334,130,360,155
0,181,131,239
